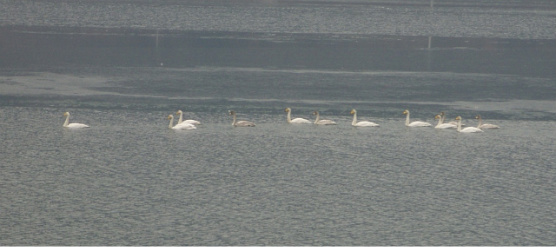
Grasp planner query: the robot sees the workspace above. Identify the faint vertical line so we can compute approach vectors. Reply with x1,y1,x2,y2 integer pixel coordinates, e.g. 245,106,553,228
155,29,159,50
155,29,163,66
427,36,432,71
428,0,434,72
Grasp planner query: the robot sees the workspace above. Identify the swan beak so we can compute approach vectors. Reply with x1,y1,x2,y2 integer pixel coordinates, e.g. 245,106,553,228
350,110,355,114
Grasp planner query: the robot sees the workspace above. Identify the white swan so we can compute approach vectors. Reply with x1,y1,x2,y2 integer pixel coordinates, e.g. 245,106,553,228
440,112,461,126
62,112,89,129
455,116,483,133
167,115,196,130
312,111,337,125
476,115,500,129
285,107,311,124
229,110,255,127
403,110,431,127
350,109,379,127
176,110,201,125
434,114,456,129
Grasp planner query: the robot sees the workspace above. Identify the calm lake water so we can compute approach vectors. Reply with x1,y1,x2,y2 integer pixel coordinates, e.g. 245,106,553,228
1,0,555,245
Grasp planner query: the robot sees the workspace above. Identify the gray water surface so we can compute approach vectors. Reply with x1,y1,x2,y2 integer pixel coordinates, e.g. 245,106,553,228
1,107,555,245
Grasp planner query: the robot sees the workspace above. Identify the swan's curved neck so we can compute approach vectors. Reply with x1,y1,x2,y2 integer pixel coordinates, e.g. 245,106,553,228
457,119,463,132
169,116,174,129
352,112,357,125
177,112,183,124
314,112,320,124
232,114,237,126
405,112,410,126
63,114,70,127
436,117,442,127
477,117,483,127
286,111,292,123
440,114,446,124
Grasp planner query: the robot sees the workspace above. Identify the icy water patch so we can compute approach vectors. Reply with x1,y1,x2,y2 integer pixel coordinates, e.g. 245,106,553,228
0,72,119,96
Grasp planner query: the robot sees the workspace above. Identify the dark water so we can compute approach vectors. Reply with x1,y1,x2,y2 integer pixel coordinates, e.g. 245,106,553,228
1,0,556,245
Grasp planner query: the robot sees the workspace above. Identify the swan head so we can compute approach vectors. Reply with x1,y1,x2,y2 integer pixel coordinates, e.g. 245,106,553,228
312,111,318,115
229,110,236,116
167,114,174,120
475,115,481,119
440,112,445,116
435,114,441,119
285,108,291,113
176,110,183,115
350,109,356,115
455,116,462,121
63,112,70,117
403,110,409,115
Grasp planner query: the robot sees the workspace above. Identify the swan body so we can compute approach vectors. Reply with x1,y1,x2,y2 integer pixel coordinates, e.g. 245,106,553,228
168,115,196,130
455,116,483,133
312,111,337,125
476,115,500,129
176,110,201,125
285,108,311,124
62,112,89,129
434,114,456,129
350,109,379,127
403,110,431,127
229,110,255,127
